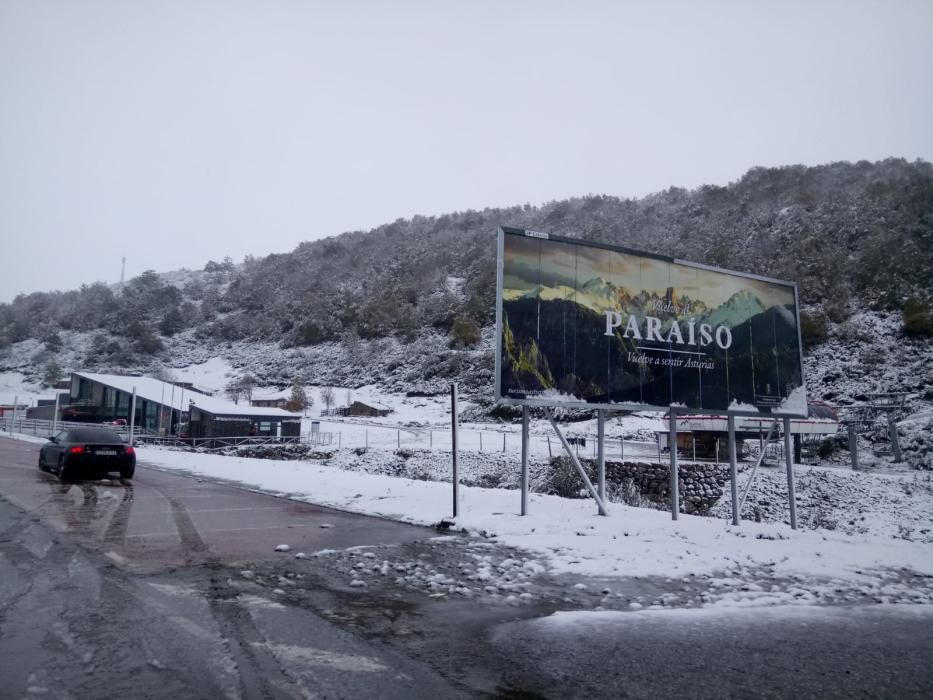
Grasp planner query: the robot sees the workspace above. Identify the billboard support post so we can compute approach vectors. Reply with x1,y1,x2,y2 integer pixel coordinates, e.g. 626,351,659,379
451,383,459,518
727,413,739,526
547,412,607,516
521,406,529,516
847,423,859,470
783,416,797,529
886,411,903,462
669,407,680,521
597,410,606,504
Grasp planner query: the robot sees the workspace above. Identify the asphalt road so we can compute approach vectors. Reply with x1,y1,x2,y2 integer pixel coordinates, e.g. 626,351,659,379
1,435,932,699
0,436,464,698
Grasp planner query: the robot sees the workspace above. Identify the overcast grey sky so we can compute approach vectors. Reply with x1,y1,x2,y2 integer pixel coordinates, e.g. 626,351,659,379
1,0,931,302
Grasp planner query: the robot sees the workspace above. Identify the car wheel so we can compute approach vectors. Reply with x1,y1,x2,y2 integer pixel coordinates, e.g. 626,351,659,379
38,451,46,471
120,464,135,480
58,455,71,481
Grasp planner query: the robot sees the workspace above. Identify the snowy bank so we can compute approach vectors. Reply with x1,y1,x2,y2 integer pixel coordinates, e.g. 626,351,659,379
131,445,933,588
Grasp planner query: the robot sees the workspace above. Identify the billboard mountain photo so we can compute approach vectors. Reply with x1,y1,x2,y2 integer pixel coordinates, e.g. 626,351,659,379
498,228,805,414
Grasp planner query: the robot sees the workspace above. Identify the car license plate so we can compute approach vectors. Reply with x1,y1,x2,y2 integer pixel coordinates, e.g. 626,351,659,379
96,449,117,455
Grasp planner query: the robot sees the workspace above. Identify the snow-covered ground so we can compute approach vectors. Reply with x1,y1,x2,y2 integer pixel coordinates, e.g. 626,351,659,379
106,443,933,606
0,370,44,406
4,355,932,611
11,422,930,610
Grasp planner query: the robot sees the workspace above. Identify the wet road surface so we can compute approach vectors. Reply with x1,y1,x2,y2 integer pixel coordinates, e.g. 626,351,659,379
0,436,430,572
2,436,933,699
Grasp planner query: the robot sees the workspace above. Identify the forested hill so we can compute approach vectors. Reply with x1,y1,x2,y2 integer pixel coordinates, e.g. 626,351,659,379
1,158,932,393
194,157,933,348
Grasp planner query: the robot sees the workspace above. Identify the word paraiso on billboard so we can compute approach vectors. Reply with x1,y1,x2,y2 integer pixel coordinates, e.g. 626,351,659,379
604,311,733,350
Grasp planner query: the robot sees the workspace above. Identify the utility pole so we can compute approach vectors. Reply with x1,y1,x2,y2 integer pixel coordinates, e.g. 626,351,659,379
120,257,126,285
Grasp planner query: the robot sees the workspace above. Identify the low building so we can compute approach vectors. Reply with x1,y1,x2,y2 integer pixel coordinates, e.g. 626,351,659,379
65,372,298,438
26,392,71,420
187,400,300,441
250,388,292,409
251,397,289,409
346,400,392,418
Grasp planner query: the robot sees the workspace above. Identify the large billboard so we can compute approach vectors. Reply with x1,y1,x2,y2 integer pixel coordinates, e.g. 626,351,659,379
495,227,807,416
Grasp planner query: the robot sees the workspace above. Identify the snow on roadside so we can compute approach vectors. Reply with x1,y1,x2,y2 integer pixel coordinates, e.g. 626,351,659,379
130,445,933,595
710,462,933,541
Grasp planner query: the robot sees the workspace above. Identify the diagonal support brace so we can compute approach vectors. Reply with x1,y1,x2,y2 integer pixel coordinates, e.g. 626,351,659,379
737,419,780,515
548,411,608,516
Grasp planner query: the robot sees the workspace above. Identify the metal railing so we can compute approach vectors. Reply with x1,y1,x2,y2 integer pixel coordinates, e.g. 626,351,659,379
135,433,334,450
6,412,677,464
4,416,160,442
3,415,334,451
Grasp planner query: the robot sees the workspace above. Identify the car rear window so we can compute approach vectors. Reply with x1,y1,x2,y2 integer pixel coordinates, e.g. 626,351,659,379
67,428,124,443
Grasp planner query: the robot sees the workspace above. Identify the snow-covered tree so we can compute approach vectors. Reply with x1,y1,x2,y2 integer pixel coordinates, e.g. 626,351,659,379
290,380,307,410
225,380,243,405
42,359,63,387
320,386,335,412
241,374,258,402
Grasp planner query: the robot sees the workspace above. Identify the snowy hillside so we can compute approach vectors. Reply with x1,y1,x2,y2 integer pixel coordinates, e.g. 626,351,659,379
1,159,930,468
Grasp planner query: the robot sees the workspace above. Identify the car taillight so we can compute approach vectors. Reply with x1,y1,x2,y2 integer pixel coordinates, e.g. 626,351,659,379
125,447,135,455
70,445,84,454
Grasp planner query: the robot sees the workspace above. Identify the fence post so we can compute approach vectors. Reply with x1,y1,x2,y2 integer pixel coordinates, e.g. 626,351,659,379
128,387,137,446
430,430,433,448
479,432,483,452
158,382,165,436
502,432,506,453
397,430,400,449
10,395,17,435
52,392,60,435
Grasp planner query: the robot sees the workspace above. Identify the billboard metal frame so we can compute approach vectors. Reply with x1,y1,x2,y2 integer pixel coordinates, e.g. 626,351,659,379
494,226,808,419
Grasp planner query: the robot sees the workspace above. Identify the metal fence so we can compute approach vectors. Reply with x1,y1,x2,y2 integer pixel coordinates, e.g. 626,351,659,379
135,433,334,450
320,422,664,461
1,416,154,441
2,415,333,451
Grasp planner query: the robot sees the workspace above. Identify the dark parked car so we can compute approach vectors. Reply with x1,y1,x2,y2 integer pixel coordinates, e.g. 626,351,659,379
38,427,136,480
